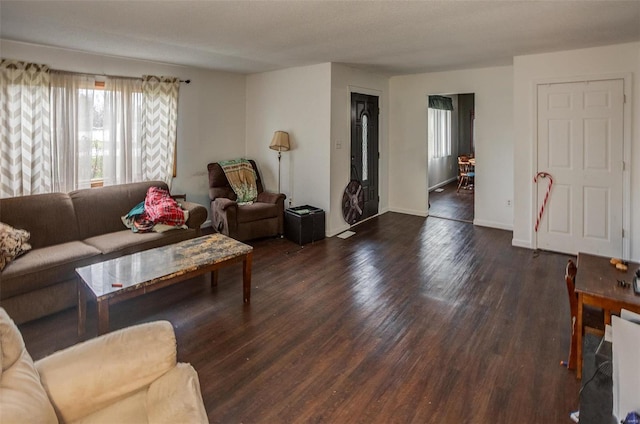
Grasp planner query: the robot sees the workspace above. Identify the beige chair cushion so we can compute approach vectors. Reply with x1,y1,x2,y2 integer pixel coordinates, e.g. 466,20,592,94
0,308,58,424
72,389,148,424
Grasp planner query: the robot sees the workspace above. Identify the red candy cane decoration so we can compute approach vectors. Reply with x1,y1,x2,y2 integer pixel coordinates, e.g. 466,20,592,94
534,172,553,232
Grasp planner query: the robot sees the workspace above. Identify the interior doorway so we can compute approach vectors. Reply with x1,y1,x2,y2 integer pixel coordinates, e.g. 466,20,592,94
427,93,475,223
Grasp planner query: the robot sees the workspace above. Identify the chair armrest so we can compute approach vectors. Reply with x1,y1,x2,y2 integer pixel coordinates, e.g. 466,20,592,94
257,191,286,205
214,197,238,211
179,200,208,230
147,363,209,424
35,321,177,423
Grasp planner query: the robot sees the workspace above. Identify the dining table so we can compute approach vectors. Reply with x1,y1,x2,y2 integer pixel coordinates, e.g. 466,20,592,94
575,252,640,379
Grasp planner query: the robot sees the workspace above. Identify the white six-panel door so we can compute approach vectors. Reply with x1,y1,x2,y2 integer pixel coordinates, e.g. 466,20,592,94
536,79,624,257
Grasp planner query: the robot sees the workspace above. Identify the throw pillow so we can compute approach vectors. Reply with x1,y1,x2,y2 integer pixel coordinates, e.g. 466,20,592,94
0,222,32,272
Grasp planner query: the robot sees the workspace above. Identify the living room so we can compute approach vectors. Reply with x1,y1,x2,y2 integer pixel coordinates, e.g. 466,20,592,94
1,3,638,249
2,2,640,423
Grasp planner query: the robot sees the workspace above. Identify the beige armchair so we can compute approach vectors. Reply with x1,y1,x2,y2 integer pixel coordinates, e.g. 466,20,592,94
0,307,208,423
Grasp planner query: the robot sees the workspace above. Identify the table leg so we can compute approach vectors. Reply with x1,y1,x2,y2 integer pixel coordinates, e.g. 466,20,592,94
243,252,253,303
576,293,584,379
78,281,86,339
97,299,110,335
211,269,219,288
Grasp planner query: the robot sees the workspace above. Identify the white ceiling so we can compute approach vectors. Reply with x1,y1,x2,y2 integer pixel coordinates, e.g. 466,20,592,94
1,1,639,75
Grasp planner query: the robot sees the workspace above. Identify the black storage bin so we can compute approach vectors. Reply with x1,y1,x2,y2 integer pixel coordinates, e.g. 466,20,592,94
284,205,325,245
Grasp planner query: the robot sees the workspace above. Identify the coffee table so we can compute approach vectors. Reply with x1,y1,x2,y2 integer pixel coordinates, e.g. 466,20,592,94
76,233,253,336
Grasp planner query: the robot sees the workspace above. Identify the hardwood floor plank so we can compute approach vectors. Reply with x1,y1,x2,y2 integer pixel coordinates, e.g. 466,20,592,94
429,181,474,222
18,212,580,423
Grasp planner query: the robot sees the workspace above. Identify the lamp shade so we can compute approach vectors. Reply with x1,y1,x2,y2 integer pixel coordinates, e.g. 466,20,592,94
269,131,290,152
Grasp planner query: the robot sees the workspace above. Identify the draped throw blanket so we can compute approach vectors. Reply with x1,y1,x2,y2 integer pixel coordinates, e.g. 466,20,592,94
121,186,187,233
219,159,258,205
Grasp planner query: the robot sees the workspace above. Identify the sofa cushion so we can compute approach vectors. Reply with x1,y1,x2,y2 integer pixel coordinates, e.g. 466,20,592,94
0,308,58,424
83,229,197,257
0,222,32,272
0,193,80,249
236,202,280,223
71,181,168,240
1,242,102,299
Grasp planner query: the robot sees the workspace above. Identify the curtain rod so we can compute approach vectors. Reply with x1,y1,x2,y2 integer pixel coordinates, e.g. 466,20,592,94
51,69,191,84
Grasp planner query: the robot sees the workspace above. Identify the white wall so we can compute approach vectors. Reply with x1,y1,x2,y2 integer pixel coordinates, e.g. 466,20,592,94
330,63,389,236
245,63,332,224
513,42,640,259
0,40,247,223
245,63,388,237
389,66,514,229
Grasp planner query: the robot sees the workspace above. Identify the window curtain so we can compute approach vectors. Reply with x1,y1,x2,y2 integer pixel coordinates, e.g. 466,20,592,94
50,71,95,192
0,60,52,197
141,76,179,186
428,108,452,160
103,77,142,186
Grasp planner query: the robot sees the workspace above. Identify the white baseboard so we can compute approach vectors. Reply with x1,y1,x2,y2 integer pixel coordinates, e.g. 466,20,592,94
428,177,457,192
512,238,533,249
389,207,428,217
472,219,513,231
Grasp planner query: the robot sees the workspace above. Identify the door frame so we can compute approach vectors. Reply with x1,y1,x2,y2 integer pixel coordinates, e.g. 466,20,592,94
531,73,632,258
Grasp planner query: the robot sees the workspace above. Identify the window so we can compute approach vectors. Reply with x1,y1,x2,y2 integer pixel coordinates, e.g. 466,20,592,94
1,60,180,197
428,107,452,160
86,81,143,187
90,82,105,185
362,113,368,181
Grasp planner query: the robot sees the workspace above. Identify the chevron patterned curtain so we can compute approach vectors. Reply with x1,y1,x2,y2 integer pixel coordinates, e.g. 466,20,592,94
0,60,52,198
141,76,179,186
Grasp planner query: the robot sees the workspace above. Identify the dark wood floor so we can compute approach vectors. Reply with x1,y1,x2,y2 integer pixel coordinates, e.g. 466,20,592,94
19,213,580,423
429,180,474,222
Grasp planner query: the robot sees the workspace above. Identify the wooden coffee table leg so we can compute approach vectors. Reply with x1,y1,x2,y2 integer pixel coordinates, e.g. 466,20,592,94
97,299,110,335
211,269,219,288
243,252,253,303
78,281,86,338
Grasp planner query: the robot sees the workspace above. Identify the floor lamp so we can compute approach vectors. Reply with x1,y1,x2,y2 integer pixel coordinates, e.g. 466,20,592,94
269,131,290,193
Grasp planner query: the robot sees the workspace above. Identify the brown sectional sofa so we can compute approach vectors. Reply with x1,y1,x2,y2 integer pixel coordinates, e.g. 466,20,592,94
0,181,208,324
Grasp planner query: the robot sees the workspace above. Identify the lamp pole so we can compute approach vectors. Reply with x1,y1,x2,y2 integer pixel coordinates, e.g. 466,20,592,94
277,149,282,193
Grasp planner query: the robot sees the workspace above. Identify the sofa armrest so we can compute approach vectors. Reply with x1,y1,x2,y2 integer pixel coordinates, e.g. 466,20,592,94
257,191,286,205
147,363,209,424
35,321,177,423
179,201,208,230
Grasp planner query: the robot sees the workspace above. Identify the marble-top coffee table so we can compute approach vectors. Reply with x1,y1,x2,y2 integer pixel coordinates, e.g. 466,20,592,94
76,233,253,336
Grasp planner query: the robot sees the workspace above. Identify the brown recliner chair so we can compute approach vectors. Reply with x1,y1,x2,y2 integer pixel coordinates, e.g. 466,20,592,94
207,160,286,241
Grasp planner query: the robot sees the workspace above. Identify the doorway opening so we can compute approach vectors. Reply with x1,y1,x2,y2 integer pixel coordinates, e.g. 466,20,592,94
427,93,475,223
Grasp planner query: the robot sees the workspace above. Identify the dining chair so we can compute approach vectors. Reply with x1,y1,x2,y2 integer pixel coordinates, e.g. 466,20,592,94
456,156,475,192
564,259,605,370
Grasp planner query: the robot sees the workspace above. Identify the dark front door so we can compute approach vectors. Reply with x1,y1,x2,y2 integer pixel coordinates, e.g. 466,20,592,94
351,93,379,221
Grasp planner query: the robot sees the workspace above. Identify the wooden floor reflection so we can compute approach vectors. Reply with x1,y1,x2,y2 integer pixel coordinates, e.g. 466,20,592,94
20,212,578,423
429,180,474,222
